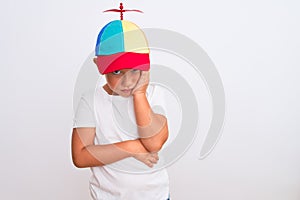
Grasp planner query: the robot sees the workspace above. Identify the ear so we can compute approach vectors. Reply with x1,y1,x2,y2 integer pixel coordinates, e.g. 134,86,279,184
93,57,97,65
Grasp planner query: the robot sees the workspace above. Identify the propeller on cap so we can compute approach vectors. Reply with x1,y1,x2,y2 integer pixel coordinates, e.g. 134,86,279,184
103,3,143,20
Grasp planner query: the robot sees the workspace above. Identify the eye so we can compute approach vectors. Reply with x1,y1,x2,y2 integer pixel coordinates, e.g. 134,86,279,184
131,69,140,73
112,70,121,75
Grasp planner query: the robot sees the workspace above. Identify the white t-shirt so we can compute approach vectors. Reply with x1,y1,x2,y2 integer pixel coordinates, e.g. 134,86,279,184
73,83,171,200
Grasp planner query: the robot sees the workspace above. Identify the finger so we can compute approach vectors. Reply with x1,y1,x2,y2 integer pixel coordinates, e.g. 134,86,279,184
150,157,158,164
150,153,158,161
138,75,147,84
151,152,159,158
152,153,159,161
140,71,150,79
141,70,150,74
144,71,150,79
147,160,154,168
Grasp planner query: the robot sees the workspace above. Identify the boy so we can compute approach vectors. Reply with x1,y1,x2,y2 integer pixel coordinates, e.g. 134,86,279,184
72,19,170,200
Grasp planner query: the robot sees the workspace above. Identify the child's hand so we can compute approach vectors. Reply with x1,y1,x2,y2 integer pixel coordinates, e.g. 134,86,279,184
130,139,159,168
132,70,150,95
133,152,159,168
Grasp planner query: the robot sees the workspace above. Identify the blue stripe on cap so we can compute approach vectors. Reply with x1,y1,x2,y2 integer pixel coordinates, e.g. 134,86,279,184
95,20,125,55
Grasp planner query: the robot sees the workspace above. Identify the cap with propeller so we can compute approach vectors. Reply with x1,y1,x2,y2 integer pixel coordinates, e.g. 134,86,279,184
95,3,150,74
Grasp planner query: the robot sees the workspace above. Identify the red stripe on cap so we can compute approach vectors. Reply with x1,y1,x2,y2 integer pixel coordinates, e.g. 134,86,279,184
96,52,150,74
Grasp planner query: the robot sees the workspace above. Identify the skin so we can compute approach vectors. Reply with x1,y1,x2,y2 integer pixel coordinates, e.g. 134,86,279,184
103,68,141,97
71,127,158,168
71,59,169,168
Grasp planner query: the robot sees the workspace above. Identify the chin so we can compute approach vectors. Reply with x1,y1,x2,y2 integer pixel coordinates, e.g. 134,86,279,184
120,93,131,98
118,89,133,97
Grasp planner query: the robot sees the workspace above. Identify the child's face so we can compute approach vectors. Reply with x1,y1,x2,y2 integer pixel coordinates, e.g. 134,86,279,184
105,69,141,97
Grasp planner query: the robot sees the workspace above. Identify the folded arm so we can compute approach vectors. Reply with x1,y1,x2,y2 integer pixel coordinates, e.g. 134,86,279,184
71,127,158,168
133,93,169,153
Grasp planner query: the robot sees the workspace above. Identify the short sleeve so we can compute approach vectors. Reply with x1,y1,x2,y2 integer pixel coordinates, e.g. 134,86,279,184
149,84,182,148
148,85,168,116
73,91,96,128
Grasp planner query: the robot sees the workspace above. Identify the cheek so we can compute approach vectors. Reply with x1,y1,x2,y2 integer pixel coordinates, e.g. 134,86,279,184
106,76,120,89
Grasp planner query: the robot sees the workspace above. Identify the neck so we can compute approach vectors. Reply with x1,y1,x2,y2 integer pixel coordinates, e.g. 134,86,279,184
103,84,118,96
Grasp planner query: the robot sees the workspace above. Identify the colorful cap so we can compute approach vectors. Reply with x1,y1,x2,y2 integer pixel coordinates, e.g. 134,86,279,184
95,20,150,74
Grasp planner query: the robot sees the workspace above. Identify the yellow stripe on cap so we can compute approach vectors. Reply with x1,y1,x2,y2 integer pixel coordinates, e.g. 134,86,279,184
122,20,150,53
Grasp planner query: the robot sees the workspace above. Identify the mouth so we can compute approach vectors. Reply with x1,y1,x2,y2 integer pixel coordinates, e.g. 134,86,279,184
121,89,133,94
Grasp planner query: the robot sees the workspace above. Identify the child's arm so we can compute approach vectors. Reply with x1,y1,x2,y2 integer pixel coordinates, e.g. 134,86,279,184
71,127,158,168
132,71,169,153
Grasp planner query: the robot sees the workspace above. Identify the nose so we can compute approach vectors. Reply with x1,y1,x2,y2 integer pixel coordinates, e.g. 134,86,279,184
121,73,135,88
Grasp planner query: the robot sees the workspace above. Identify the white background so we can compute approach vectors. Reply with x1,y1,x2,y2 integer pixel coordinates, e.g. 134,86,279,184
1,0,300,199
